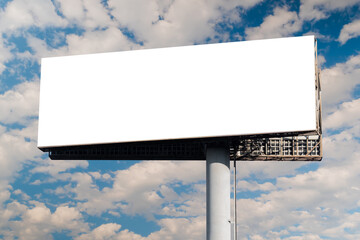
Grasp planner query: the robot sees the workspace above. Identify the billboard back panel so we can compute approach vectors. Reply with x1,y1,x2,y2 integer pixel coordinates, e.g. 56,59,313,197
38,36,316,148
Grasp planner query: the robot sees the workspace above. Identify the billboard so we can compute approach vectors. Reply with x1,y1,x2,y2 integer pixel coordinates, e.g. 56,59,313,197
38,35,317,149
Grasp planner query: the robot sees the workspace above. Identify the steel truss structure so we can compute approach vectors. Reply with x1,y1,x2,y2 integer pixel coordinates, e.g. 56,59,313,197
230,135,322,161
47,133,322,161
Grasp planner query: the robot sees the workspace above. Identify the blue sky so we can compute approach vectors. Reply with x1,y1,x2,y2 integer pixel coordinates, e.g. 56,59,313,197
0,0,360,239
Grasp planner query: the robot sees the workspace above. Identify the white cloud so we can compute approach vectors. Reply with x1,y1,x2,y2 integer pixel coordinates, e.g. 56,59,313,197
237,180,276,192
109,0,262,47
75,217,205,240
108,161,205,217
321,54,360,112
56,0,84,21
0,36,13,75
11,0,265,71
147,217,205,240
12,189,30,201
0,0,65,32
89,171,102,179
11,0,265,61
9,119,39,141
109,0,210,47
56,0,113,30
0,187,11,205
0,80,40,124
236,130,360,238
0,120,42,192
50,161,205,218
102,173,111,180
75,223,145,240
235,161,307,180
26,26,138,59
245,1,360,43
324,98,360,130
24,202,51,224
0,80,88,187
323,133,360,166
107,0,159,33
66,27,137,54
0,201,89,240
284,234,322,240
245,7,302,40
338,18,360,44
76,223,122,240
0,80,44,205
32,159,88,180
317,54,326,67
299,0,360,21
266,230,290,239
51,206,84,229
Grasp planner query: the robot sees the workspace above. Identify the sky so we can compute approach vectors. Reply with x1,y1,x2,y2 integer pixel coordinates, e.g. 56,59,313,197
0,0,360,239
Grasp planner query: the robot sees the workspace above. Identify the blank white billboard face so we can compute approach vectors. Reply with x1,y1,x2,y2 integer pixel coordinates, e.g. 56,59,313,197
38,36,316,148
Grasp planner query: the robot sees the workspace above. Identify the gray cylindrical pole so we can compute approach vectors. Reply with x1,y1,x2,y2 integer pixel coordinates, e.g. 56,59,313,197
234,158,237,240
206,146,231,240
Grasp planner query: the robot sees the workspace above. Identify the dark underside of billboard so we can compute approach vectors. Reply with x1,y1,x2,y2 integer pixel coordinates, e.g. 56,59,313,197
40,133,322,161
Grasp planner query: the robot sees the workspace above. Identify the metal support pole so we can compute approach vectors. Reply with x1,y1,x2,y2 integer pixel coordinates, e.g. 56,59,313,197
233,155,237,240
206,145,231,240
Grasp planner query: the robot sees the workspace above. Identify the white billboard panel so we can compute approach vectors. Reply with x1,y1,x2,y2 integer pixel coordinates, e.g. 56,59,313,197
38,36,316,148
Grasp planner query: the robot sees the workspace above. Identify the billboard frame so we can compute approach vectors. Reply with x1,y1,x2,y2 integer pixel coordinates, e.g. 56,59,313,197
39,36,322,162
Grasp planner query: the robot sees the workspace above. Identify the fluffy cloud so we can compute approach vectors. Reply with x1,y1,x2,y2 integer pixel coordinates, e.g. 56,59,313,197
0,0,65,32
109,0,262,47
0,80,40,124
26,26,138,60
237,180,276,192
232,61,360,237
299,0,360,21
49,161,206,218
321,54,360,112
65,27,137,54
147,217,205,240
338,18,360,44
1,199,205,240
0,120,42,193
15,0,266,60
245,7,302,40
0,36,12,75
51,206,85,230
31,159,89,184
0,187,11,205
235,160,307,181
75,223,144,240
75,217,205,240
236,130,360,238
55,0,113,30
2,0,267,72
0,80,43,205
0,202,89,240
245,1,360,42
324,98,360,130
